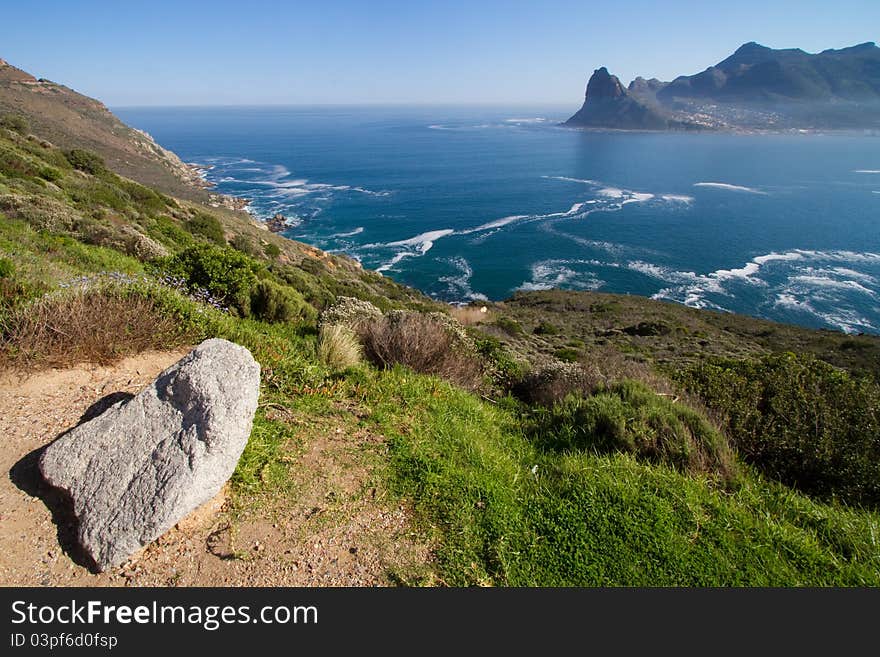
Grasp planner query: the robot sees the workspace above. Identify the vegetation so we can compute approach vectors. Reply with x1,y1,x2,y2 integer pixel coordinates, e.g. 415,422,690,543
357,311,484,389
2,114,880,586
318,323,362,370
525,380,736,480
679,353,880,508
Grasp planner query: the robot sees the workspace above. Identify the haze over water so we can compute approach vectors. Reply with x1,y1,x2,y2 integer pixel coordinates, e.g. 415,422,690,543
117,106,880,335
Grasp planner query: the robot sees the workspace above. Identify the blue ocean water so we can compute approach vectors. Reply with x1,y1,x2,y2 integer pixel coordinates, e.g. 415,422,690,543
116,106,880,335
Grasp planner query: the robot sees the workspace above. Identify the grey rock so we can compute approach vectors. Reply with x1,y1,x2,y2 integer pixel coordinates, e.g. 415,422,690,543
39,338,260,571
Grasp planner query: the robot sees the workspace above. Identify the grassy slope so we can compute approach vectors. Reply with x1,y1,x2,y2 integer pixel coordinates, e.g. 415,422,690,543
1,120,879,586
476,289,880,380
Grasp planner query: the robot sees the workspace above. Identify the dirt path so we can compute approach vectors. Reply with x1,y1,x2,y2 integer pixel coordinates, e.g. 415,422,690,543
0,351,429,586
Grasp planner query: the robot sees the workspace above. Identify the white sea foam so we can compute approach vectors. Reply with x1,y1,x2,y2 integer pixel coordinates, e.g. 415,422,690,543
370,229,455,273
462,215,530,234
352,187,392,197
438,257,488,301
516,260,604,292
854,170,880,174
694,182,767,195
385,229,454,251
623,192,655,205
648,249,880,332
330,227,365,238
787,275,877,297
542,175,601,185
505,117,548,123
661,194,695,204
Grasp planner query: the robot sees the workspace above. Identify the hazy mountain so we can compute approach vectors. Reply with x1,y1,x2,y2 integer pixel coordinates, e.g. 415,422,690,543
565,67,688,130
658,41,880,103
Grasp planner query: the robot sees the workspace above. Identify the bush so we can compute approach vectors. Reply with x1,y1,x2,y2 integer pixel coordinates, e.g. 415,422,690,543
494,317,523,335
0,146,40,179
249,278,315,323
358,312,484,389
186,212,226,245
263,242,281,259
0,258,13,279
155,243,260,316
533,320,560,335
678,353,880,507
319,295,383,329
526,380,735,480
318,323,362,370
513,361,602,406
38,166,63,183
554,347,581,363
473,334,527,391
231,233,261,257
0,278,204,368
64,149,107,175
0,114,29,136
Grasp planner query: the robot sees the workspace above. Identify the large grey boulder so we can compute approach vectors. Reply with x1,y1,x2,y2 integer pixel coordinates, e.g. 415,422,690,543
39,338,260,571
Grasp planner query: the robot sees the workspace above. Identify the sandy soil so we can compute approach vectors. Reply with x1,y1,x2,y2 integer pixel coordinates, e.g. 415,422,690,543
0,351,429,587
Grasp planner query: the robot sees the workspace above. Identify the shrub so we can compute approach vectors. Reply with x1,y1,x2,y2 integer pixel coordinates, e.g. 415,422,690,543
0,279,204,368
186,212,226,245
494,317,523,335
319,295,383,329
526,380,735,480
473,334,527,391
678,353,880,507
249,278,315,323
155,243,260,316
149,215,193,248
533,320,560,335
263,242,281,259
554,347,581,363
231,233,261,257
0,114,29,135
0,258,13,279
0,193,80,232
513,361,603,406
0,146,40,179
318,323,362,370
63,148,107,175
38,166,63,183
358,312,484,389
118,179,169,213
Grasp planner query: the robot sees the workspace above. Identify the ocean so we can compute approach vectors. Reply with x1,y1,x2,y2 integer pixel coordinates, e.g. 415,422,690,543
115,105,880,335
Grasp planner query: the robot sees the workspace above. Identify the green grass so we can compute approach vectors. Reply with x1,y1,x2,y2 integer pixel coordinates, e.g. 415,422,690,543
358,367,880,586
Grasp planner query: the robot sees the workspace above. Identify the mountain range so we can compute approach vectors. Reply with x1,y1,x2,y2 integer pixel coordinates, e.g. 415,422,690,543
566,41,880,130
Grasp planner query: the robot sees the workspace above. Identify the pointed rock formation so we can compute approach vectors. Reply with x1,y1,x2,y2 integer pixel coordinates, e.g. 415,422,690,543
564,67,674,130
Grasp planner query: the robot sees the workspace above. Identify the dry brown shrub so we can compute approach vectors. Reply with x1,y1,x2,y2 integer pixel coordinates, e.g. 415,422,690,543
0,287,192,369
358,312,484,389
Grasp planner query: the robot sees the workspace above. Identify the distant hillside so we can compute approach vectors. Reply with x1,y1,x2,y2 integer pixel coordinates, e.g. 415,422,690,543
0,58,208,199
658,42,880,103
568,42,880,131
564,67,691,130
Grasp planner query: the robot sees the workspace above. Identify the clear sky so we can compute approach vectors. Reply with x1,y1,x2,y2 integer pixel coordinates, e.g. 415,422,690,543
3,0,878,106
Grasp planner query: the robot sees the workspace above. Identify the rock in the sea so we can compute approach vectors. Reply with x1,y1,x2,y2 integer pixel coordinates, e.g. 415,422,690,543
39,338,260,571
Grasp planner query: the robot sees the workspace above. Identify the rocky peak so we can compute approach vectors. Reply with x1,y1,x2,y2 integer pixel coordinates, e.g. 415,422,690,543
585,67,626,101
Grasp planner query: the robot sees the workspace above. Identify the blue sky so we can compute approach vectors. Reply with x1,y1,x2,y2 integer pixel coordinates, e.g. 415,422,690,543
3,0,878,106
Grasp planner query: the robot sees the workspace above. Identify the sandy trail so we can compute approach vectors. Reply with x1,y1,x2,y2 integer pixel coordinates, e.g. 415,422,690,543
0,351,427,587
